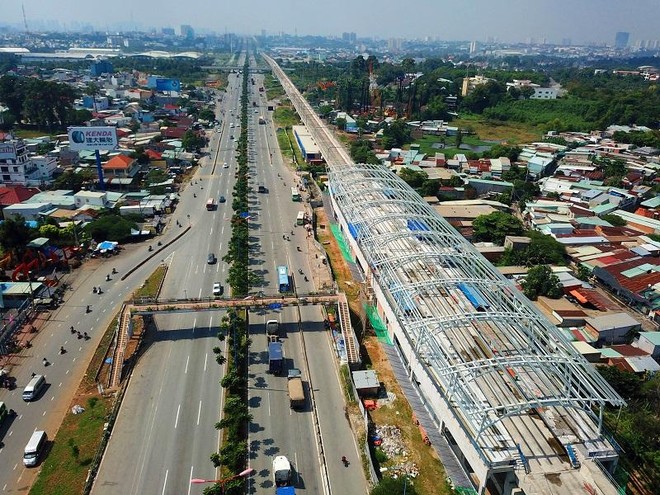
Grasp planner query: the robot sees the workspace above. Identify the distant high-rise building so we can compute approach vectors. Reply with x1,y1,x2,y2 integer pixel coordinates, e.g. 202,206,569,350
162,27,175,36
561,38,572,46
615,31,629,49
469,41,477,54
180,24,195,40
342,32,356,43
261,29,266,37
387,38,402,52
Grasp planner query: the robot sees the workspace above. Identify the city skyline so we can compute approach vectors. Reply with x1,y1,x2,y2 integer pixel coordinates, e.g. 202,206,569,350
3,0,660,46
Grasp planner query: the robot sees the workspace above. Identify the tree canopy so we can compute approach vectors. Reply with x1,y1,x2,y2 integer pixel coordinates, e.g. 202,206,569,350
472,211,524,245
0,75,80,130
520,265,563,300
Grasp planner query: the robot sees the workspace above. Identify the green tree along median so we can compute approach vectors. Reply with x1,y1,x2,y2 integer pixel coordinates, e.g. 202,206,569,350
205,55,252,495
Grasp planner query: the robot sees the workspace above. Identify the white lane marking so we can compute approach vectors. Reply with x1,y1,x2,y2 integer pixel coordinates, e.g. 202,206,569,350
185,355,190,374
193,318,197,334
210,227,213,236
161,469,169,495
187,465,194,495
175,404,181,429
198,288,202,299
204,353,208,372
197,400,202,426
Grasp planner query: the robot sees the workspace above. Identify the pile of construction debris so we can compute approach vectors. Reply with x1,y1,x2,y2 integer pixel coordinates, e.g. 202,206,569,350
372,425,419,477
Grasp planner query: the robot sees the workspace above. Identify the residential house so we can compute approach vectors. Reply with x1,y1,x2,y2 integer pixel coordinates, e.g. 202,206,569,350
0,185,40,218
633,331,660,358
585,312,641,345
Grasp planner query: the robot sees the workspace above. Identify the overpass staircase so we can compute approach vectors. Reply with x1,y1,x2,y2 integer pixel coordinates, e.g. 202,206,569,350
337,293,361,368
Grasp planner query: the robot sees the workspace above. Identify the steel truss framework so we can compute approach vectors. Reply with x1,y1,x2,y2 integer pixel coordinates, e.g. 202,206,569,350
329,163,624,458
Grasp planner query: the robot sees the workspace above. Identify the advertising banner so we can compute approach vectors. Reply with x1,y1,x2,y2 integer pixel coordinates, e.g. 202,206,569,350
0,143,17,160
67,126,118,151
156,78,181,92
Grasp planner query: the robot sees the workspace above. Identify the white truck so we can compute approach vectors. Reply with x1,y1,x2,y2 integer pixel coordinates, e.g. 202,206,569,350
266,319,279,336
273,455,293,487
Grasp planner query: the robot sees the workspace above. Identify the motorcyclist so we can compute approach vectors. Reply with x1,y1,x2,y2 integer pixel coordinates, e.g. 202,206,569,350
70,326,76,334
86,305,91,313
59,346,65,354
106,274,111,281
42,357,48,366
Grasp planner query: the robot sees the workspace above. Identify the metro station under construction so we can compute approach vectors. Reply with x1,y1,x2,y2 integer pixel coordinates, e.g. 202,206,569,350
328,163,626,495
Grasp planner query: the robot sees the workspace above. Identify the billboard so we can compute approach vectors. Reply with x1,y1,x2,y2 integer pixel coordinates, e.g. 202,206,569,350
68,126,118,151
156,78,181,92
0,142,17,160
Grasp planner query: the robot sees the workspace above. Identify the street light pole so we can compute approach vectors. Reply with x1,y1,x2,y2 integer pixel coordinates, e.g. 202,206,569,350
190,467,255,492
27,270,35,312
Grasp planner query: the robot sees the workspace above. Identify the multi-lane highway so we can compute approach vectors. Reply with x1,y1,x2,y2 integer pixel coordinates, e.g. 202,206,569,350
0,48,369,495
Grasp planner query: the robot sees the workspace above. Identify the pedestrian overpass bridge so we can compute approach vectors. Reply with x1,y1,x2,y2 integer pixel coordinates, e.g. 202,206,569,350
108,291,358,387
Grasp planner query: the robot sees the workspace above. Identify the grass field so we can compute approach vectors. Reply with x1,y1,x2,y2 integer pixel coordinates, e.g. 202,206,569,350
14,129,55,139
454,115,542,144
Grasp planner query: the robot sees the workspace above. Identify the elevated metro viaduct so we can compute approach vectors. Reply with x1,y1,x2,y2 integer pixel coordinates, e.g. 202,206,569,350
327,163,625,495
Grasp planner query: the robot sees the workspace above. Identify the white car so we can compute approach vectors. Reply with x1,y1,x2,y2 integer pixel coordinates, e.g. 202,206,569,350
212,283,223,296
223,162,229,168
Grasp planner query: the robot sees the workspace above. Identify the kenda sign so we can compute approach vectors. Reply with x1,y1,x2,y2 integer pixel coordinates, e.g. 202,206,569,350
67,126,118,151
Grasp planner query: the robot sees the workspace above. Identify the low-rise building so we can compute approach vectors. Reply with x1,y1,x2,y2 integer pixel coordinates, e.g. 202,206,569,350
634,331,660,358
585,312,641,345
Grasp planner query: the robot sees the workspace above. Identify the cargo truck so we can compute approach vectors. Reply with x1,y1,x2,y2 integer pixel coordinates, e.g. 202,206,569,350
268,341,283,375
287,368,305,409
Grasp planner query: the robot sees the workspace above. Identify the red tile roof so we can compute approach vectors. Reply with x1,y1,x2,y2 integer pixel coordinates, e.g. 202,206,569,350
0,185,41,206
145,149,162,160
103,154,135,170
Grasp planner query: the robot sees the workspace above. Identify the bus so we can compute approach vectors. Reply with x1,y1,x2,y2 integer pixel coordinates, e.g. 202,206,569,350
296,211,305,225
206,198,216,211
291,187,301,202
277,265,290,292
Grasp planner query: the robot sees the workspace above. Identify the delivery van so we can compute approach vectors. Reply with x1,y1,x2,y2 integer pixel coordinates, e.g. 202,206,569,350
23,430,47,467
22,374,46,401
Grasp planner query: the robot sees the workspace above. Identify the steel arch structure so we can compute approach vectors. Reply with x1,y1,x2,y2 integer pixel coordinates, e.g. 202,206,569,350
329,162,624,456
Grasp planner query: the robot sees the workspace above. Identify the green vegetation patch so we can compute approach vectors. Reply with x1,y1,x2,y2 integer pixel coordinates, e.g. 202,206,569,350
272,105,301,128
133,264,168,299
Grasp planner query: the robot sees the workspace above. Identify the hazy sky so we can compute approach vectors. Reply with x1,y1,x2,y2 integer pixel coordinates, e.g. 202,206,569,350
7,0,660,45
